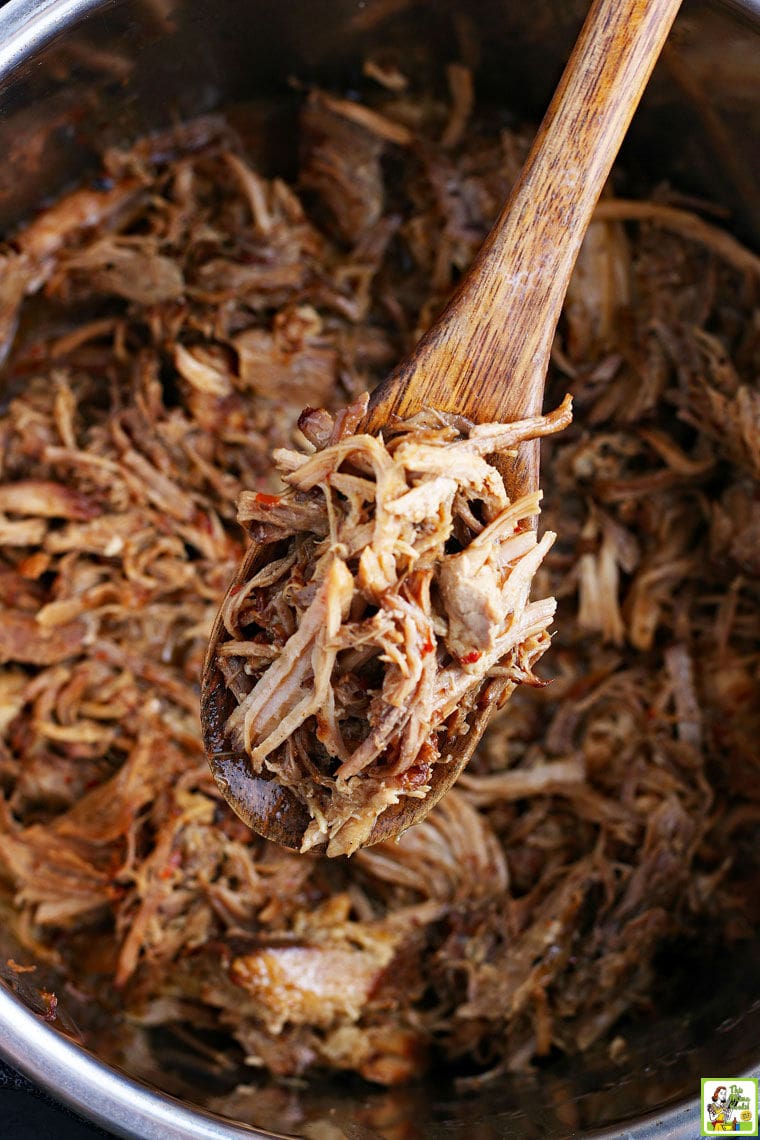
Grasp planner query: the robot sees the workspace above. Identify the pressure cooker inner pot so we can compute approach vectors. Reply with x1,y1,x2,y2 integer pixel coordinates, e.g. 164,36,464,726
0,1,758,1136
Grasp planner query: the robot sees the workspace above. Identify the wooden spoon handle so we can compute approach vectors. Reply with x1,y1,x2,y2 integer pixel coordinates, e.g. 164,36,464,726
365,0,682,440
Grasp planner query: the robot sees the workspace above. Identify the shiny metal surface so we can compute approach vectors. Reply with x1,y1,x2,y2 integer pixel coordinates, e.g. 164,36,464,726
0,0,104,69
1,963,759,1139
0,985,270,1139
0,0,758,1136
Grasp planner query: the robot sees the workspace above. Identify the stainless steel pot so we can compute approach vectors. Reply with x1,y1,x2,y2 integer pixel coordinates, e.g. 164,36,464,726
0,0,759,1136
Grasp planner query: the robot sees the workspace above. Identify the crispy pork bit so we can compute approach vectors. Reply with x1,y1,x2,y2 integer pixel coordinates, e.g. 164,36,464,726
222,398,572,856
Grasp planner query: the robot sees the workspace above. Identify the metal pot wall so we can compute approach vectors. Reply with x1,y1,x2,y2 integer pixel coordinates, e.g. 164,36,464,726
0,0,759,1136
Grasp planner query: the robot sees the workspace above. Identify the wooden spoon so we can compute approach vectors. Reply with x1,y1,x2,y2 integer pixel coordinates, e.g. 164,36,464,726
202,0,682,851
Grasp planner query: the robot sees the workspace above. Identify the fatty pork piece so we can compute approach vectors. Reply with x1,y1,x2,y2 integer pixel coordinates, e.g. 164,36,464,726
216,394,572,857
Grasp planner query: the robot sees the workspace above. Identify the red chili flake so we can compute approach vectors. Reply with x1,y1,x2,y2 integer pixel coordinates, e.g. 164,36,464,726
159,851,183,880
254,492,280,506
461,650,481,664
401,763,432,790
192,509,214,533
229,583,242,596
421,637,435,656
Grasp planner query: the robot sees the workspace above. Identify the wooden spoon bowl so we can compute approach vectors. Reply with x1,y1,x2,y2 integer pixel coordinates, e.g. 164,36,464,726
203,537,512,849
202,0,683,852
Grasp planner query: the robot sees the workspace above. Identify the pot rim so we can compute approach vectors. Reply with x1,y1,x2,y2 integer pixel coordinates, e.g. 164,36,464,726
0,0,758,1137
0,984,272,1139
0,0,105,81
3,980,759,1140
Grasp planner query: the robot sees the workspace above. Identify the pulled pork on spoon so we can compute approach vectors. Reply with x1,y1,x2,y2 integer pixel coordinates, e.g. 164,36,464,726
216,395,572,855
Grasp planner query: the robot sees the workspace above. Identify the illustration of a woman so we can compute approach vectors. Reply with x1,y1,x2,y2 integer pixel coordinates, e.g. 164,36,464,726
707,1086,738,1132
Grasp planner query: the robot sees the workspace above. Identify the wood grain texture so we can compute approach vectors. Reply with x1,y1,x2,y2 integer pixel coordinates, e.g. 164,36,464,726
365,0,682,495
202,0,684,852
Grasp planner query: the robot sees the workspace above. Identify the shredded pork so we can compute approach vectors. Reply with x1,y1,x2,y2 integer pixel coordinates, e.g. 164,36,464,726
0,63,758,1111
218,397,572,856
